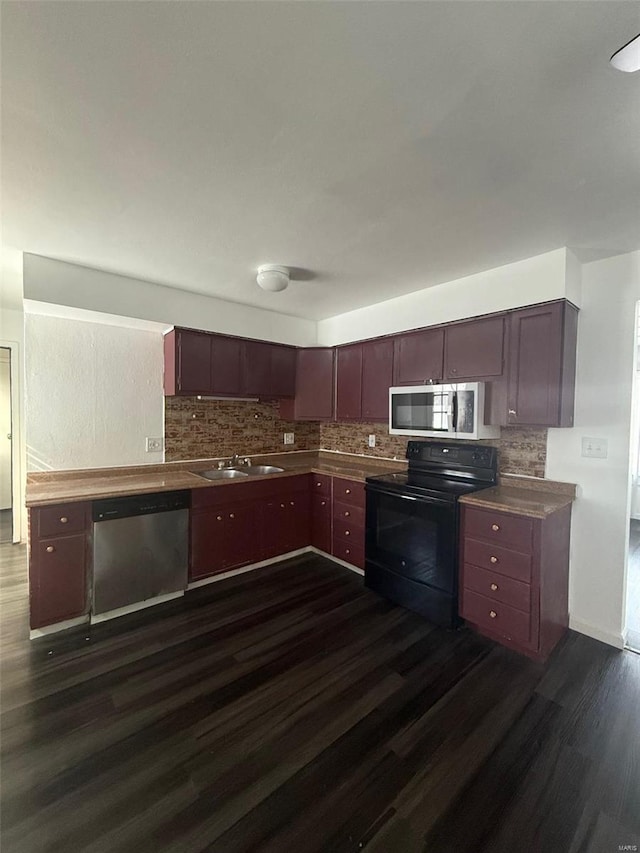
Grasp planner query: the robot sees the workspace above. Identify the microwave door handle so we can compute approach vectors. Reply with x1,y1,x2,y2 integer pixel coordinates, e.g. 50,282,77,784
448,391,456,433
451,391,458,432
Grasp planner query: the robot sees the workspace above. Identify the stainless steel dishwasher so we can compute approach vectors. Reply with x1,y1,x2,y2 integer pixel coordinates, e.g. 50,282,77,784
92,490,190,616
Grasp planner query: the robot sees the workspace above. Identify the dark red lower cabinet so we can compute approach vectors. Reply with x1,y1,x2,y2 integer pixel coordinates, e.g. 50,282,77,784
311,494,332,553
30,534,88,629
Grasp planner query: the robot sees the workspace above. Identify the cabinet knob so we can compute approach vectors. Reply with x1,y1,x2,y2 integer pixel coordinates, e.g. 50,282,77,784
321,500,326,506
345,530,350,536
508,409,517,416
280,503,285,508
290,501,295,506
345,489,351,495
491,523,500,531
229,513,235,519
316,482,322,487
451,368,457,374
216,515,222,521
490,556,498,564
489,610,497,619
344,511,350,517
46,545,55,553
345,548,350,555
490,583,499,591
59,516,68,524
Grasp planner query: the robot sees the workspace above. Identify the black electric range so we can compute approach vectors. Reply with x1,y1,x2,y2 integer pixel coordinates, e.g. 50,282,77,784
364,441,497,628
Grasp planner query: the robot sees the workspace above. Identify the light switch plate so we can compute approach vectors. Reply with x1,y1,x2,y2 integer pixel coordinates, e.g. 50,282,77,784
146,437,163,453
368,434,376,448
581,437,608,459
284,432,294,445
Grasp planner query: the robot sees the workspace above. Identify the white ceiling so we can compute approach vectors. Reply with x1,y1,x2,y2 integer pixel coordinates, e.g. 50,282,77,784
2,1,639,321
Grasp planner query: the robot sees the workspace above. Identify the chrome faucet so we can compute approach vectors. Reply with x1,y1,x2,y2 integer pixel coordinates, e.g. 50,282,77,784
230,453,241,467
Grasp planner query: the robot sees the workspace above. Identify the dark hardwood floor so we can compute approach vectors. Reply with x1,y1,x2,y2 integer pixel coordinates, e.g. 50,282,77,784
1,540,639,853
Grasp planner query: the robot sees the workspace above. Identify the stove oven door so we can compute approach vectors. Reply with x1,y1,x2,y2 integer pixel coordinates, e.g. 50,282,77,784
364,484,460,627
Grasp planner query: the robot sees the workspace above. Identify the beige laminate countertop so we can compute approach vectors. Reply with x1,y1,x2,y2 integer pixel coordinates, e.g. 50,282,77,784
25,452,407,507
459,484,575,519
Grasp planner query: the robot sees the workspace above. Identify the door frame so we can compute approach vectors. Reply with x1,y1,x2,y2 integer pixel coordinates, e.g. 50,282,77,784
0,340,23,543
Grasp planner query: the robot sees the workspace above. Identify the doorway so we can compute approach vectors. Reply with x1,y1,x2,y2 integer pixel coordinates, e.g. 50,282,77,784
0,347,12,542
627,304,640,652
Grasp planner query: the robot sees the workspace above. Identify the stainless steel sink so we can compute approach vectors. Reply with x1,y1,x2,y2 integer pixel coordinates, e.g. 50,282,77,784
239,465,284,476
195,469,249,481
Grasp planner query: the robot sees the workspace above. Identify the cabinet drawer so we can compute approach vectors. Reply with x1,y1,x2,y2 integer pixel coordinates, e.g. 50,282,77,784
464,538,532,583
464,507,533,553
332,538,364,570
310,474,332,498
463,564,531,613
333,477,365,508
333,500,365,528
333,516,364,544
36,502,88,538
461,589,531,645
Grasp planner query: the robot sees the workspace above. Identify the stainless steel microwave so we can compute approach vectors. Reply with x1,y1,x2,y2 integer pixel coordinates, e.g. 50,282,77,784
389,383,500,440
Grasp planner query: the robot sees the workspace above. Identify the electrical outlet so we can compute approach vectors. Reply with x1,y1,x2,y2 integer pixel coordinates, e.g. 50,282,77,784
146,437,163,453
368,434,376,448
581,437,608,459
284,432,295,445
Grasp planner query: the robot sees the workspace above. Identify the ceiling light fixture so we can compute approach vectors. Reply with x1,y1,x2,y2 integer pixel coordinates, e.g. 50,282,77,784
610,33,640,72
256,265,290,292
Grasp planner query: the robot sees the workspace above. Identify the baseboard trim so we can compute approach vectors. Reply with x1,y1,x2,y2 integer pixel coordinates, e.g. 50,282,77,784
569,616,626,649
308,547,365,577
30,614,89,639
187,547,314,590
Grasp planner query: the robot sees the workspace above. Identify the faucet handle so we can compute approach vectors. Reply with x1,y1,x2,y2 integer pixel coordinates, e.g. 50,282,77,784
244,457,252,466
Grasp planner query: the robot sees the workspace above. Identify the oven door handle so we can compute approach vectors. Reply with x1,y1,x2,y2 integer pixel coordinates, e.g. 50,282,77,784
366,486,453,508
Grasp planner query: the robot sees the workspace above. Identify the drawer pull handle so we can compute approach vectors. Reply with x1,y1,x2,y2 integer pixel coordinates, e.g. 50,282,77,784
59,516,69,524
491,523,500,531
321,500,326,506
344,511,350,517
346,548,350,555
490,556,498,564
216,515,222,521
489,610,497,619
490,583,499,591
229,513,235,519
290,501,295,506
280,503,285,508
345,489,351,495
46,545,55,553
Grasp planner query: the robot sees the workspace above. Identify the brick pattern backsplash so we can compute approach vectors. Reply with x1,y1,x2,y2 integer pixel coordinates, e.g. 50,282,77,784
319,422,547,478
164,398,320,461
165,399,547,477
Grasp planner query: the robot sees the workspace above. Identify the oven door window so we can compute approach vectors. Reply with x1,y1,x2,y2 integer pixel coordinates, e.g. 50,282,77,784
390,391,452,433
366,491,457,593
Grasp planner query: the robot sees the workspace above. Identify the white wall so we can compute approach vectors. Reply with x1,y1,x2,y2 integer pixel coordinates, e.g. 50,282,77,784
317,248,570,346
546,251,640,648
23,253,317,347
0,245,27,541
25,313,165,470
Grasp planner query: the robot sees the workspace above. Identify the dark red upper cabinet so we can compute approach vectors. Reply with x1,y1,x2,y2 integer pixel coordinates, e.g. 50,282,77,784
361,338,394,420
210,336,243,395
444,315,505,380
293,348,335,420
507,301,578,427
336,344,364,420
243,341,296,397
164,328,212,395
393,328,444,385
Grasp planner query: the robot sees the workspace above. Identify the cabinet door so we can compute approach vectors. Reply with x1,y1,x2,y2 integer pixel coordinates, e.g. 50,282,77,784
393,328,444,385
311,493,331,553
507,302,576,427
190,502,261,579
444,316,505,380
30,534,87,628
336,344,363,420
361,339,394,421
177,329,212,394
210,336,243,395
295,348,335,420
270,346,296,398
243,340,272,396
